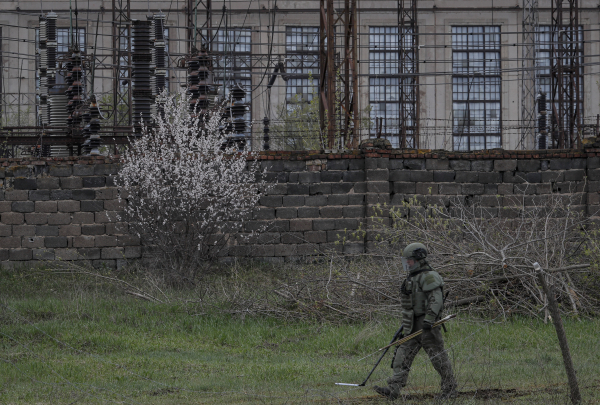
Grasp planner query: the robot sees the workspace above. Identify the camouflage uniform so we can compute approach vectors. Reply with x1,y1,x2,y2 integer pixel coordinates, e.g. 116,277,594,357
376,257,457,399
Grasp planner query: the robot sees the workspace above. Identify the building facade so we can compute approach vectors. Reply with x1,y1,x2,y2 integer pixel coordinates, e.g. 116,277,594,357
0,0,599,153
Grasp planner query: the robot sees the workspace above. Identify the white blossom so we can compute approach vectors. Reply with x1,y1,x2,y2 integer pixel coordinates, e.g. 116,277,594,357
118,89,266,279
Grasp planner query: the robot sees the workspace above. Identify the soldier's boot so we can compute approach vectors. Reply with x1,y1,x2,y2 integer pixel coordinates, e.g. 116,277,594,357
435,388,458,400
373,385,399,400
436,380,458,400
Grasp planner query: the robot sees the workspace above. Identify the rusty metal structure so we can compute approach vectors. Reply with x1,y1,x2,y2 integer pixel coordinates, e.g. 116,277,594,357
551,0,583,148
319,0,359,149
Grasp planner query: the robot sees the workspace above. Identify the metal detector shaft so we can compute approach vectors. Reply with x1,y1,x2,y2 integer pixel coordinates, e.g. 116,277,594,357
377,314,456,352
335,325,403,387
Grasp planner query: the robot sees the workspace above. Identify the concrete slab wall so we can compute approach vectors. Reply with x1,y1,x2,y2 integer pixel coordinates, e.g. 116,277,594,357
1,147,599,266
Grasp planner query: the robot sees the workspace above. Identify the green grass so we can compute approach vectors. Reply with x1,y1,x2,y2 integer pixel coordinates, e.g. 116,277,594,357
1,267,599,404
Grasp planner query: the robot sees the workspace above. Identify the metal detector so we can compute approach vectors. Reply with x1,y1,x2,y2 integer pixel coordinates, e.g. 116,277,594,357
335,325,404,387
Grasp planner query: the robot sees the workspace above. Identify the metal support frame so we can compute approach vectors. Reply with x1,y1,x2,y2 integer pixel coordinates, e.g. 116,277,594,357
320,0,336,149
318,0,359,149
398,0,419,149
188,0,212,52
112,0,132,129
521,0,539,149
551,0,582,148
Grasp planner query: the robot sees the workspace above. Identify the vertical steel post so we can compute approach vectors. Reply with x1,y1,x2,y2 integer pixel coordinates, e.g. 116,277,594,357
521,0,539,149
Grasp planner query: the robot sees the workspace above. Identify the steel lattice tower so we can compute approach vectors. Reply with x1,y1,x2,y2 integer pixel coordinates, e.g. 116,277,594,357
188,0,212,52
398,0,419,148
112,0,132,128
521,0,539,149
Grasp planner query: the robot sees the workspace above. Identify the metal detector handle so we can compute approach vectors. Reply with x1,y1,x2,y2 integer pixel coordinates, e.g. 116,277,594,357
357,325,404,386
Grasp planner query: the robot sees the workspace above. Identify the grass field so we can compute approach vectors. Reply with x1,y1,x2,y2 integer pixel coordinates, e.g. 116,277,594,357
1,267,599,405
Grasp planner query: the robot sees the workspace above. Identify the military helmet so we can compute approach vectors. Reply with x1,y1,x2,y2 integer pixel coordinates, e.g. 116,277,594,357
402,242,428,260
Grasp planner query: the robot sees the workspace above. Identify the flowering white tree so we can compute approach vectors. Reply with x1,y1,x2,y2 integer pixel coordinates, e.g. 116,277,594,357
119,89,265,282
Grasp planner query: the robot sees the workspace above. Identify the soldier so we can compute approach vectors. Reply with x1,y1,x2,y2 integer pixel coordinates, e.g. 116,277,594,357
373,243,457,400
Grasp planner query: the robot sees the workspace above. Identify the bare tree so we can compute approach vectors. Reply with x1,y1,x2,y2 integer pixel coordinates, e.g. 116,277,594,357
118,89,267,283
362,191,595,318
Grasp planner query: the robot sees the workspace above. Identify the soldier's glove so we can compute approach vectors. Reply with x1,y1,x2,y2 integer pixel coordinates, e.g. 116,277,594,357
423,315,435,331
401,279,411,295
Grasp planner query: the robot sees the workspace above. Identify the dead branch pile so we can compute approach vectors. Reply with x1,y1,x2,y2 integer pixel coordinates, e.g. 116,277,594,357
359,192,598,320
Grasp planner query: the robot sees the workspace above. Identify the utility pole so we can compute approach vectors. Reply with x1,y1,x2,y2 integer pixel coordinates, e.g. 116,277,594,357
551,0,582,148
398,0,419,148
521,0,539,149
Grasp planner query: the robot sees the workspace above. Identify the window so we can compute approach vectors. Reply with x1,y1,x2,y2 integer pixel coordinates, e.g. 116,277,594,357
369,27,416,148
536,26,583,148
214,28,252,131
452,26,501,151
286,27,319,104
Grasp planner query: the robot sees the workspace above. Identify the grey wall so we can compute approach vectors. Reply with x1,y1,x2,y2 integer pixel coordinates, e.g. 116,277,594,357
1,147,599,266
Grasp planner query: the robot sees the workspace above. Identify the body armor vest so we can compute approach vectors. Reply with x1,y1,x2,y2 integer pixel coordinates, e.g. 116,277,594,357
400,263,444,332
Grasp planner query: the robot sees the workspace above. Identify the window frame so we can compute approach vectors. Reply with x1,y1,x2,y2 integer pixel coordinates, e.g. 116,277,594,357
368,26,417,148
285,26,320,105
451,26,502,152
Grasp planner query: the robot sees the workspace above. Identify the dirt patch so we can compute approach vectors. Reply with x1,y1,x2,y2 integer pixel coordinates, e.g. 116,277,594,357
150,387,179,396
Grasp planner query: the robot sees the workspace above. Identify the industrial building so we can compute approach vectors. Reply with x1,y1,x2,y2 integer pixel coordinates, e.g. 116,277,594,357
0,0,598,155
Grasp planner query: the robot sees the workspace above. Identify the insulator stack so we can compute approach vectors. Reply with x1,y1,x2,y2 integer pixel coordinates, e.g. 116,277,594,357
46,12,58,127
222,84,249,150
132,19,152,132
263,117,270,150
81,97,103,156
152,13,167,118
537,92,548,149
46,11,68,156
64,50,86,132
186,48,216,117
38,15,48,126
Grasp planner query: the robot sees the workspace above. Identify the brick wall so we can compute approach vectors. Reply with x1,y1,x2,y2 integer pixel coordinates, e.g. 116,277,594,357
1,148,600,266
